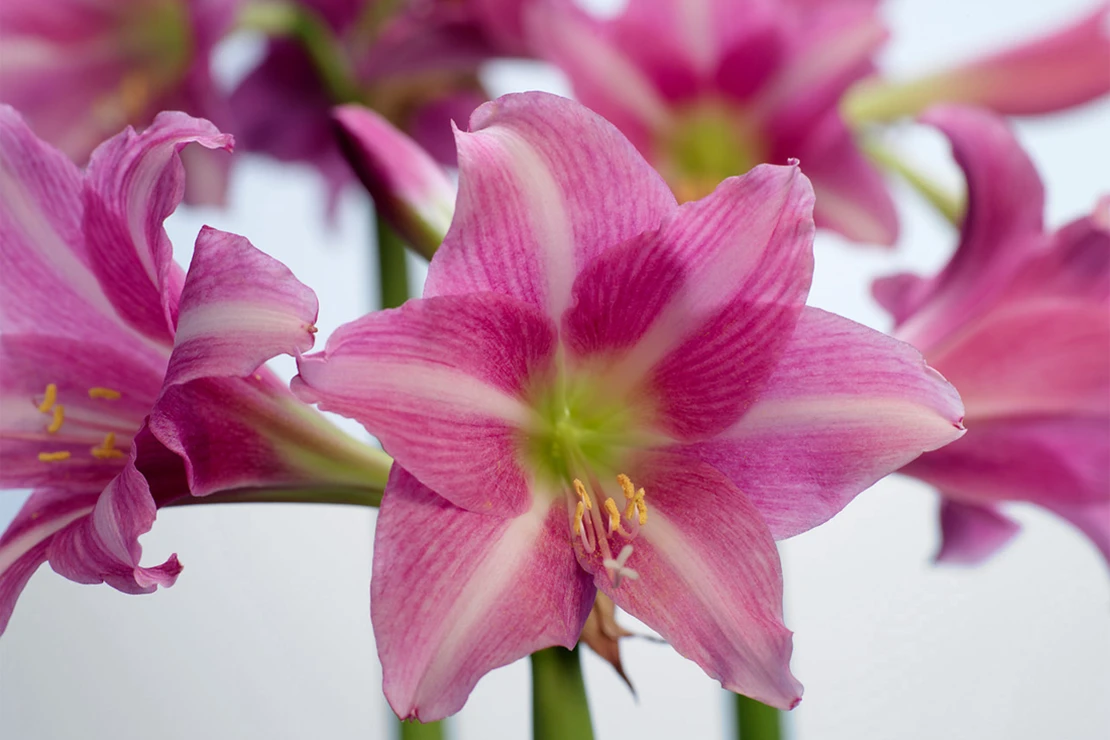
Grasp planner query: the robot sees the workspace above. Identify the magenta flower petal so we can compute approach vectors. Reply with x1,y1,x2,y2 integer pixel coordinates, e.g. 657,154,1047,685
82,111,232,346
164,227,319,387
684,307,965,539
642,166,816,437
424,92,677,315
901,417,1109,508
294,293,556,515
372,466,594,722
934,499,1021,565
595,454,802,710
893,106,1046,351
0,105,143,345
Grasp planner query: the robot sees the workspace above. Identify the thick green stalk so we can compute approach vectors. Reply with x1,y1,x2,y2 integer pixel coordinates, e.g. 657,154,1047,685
531,647,594,740
734,694,783,740
163,485,385,509
399,719,445,740
377,214,411,310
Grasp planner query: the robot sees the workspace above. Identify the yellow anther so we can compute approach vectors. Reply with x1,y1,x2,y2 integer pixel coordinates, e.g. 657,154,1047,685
603,497,625,534
635,491,648,526
37,383,58,413
618,473,636,500
91,432,124,460
38,451,71,462
573,501,585,536
47,404,65,434
573,478,593,509
88,387,122,400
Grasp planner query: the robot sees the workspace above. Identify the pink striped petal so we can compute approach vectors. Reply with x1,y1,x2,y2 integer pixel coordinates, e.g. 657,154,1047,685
372,466,594,722
893,106,1046,351
424,92,677,318
934,499,1020,565
928,301,1110,420
0,105,148,346
1005,202,1110,302
47,452,181,592
333,104,457,258
595,454,803,710
0,489,96,635
684,307,965,539
641,165,815,438
82,111,233,346
901,417,1109,507
164,227,319,387
293,293,556,515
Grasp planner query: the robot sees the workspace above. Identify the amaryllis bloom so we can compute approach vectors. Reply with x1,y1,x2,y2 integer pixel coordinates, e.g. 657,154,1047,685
873,106,1110,566
0,107,390,633
0,0,237,203
293,92,965,720
530,0,900,244
844,3,1110,124
230,0,553,203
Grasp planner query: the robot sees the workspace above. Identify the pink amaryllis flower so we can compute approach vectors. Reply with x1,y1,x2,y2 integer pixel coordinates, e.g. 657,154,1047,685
293,92,965,720
0,107,391,634
0,0,237,204
530,0,900,244
873,106,1110,566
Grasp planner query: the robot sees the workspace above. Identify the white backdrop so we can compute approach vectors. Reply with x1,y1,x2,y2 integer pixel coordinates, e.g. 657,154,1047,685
2,1,1108,738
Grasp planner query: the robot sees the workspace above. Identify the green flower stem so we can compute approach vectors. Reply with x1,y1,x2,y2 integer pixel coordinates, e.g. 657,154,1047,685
377,213,411,309
163,485,385,509
238,2,359,102
862,138,965,227
398,719,445,740
734,694,783,740
531,647,595,740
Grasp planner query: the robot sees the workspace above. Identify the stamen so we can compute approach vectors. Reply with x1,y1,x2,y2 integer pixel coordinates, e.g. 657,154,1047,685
91,432,125,460
88,387,122,400
617,474,649,526
603,497,632,537
47,404,65,434
38,451,71,462
618,474,636,500
573,478,593,509
573,501,585,536
37,383,58,413
602,544,640,589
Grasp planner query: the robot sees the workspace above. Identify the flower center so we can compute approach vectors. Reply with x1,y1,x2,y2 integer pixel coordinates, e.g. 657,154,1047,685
570,473,648,588
657,101,765,202
34,383,128,463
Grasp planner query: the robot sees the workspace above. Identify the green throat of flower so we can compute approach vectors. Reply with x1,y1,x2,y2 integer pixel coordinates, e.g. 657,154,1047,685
659,102,765,202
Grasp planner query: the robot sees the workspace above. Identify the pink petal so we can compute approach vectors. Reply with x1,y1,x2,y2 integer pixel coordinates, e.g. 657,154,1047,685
934,499,1021,565
901,417,1109,507
333,104,457,258
1006,202,1110,302
892,106,1046,352
641,165,815,438
164,227,319,387
0,489,95,635
0,105,144,345
293,293,556,515
684,307,965,539
0,333,163,492
424,92,677,318
927,301,1110,420
82,111,233,346
594,454,803,710
926,5,1110,116
372,466,594,722
47,452,182,592
526,4,671,152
